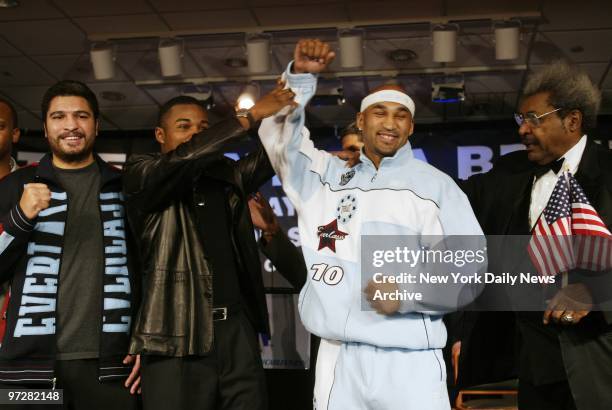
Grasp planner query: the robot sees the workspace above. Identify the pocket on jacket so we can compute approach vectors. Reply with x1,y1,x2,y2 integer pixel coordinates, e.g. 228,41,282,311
138,268,189,337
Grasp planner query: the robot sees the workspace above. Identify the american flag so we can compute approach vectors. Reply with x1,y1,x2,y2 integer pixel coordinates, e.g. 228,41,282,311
528,171,612,276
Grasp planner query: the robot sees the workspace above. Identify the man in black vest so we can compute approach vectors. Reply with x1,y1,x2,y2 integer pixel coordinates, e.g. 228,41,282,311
461,62,612,410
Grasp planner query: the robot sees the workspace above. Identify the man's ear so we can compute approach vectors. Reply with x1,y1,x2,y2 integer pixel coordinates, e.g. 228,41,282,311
154,127,165,145
11,127,20,144
565,110,582,134
356,112,364,131
95,118,100,136
43,123,48,139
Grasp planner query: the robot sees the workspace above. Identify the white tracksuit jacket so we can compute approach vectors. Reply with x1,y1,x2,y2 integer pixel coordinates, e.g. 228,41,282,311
259,63,484,351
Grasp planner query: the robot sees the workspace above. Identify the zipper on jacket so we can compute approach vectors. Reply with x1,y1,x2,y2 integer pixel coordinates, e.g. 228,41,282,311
370,172,378,183
51,377,57,390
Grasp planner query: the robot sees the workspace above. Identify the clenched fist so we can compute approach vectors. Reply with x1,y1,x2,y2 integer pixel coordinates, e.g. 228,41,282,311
250,81,297,122
292,39,335,74
19,183,51,219
364,279,401,315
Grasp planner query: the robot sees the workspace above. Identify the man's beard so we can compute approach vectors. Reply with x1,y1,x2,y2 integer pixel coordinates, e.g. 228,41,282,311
49,131,94,164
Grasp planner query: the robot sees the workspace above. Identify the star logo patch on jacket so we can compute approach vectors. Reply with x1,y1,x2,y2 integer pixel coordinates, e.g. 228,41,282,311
317,219,348,252
336,194,357,224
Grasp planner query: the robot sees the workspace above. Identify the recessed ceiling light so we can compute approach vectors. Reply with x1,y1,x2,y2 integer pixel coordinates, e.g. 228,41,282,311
224,57,247,68
387,49,418,63
101,91,126,102
570,45,584,53
0,0,19,8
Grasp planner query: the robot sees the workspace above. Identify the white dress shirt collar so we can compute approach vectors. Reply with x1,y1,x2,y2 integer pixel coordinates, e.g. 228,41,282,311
528,135,587,228
558,134,587,175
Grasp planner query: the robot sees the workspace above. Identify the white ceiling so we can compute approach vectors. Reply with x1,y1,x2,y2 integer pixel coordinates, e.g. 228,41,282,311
0,0,610,131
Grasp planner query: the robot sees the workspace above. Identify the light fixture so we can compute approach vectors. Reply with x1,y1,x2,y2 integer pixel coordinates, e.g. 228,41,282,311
338,29,364,68
100,91,126,102
494,21,521,60
236,83,259,110
311,86,345,106
225,57,248,68
0,0,19,8
432,24,459,63
90,43,115,80
158,38,183,77
387,49,418,63
432,77,465,103
246,34,271,74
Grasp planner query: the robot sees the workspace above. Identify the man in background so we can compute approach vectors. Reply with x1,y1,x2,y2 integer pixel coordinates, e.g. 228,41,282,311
339,121,363,154
0,97,20,180
0,97,21,345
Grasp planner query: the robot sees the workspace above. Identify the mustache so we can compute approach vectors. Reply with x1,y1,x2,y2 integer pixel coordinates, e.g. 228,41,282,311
520,135,536,144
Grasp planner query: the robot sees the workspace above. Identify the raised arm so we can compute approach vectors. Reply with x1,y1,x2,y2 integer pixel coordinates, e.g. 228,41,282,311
123,118,246,213
124,88,296,213
258,39,336,211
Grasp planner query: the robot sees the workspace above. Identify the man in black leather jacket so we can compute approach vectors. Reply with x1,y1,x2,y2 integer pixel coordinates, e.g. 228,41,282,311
123,87,297,410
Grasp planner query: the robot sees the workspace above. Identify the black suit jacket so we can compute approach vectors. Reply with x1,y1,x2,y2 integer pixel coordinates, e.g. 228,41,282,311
461,139,612,410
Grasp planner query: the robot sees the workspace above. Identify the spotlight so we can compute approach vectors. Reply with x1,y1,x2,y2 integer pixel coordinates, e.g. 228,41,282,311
246,34,271,74
338,29,364,68
158,38,183,77
494,21,520,60
432,77,465,103
90,43,115,80
432,24,458,63
311,86,345,106
236,83,259,110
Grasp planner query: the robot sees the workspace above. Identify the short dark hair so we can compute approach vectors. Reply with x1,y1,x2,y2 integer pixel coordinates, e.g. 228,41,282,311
340,122,362,141
157,96,206,127
0,97,18,128
41,80,99,120
522,61,601,133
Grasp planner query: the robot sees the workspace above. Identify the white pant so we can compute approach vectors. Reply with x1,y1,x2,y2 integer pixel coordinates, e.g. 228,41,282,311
314,339,342,410
314,339,450,410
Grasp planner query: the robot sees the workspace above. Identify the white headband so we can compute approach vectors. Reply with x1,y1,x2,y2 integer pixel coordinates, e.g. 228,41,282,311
360,90,415,117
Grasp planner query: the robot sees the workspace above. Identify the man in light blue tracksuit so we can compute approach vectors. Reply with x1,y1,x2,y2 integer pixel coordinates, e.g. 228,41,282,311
258,39,484,410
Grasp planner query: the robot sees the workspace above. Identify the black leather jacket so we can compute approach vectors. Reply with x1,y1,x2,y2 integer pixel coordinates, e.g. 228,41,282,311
123,118,274,356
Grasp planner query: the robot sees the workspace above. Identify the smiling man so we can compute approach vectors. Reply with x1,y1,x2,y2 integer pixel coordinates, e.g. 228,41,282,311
259,39,483,410
0,81,140,409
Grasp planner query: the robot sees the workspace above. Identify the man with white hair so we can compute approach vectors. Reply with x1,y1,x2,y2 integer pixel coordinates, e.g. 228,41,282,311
259,39,483,410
